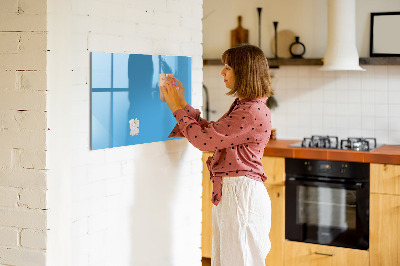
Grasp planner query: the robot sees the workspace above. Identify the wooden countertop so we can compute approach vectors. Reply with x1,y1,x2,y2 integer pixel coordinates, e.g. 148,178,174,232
263,139,400,165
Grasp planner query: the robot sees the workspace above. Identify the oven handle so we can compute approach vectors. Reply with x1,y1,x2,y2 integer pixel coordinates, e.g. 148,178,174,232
287,177,364,189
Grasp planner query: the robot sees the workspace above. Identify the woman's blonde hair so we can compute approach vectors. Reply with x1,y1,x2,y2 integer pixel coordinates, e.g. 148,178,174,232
221,44,273,99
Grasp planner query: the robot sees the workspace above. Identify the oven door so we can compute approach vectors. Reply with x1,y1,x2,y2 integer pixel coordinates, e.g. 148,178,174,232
285,177,369,250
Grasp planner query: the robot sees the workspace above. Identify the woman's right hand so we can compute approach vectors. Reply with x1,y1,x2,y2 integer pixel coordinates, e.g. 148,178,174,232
169,76,187,108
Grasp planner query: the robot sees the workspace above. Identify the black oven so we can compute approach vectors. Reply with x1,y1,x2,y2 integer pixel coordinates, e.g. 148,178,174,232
285,158,369,250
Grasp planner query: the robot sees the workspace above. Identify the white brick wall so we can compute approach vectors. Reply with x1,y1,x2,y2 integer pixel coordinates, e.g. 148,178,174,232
0,0,48,265
47,1,203,266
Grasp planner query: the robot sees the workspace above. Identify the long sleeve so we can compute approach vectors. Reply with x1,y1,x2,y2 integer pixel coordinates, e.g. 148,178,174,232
172,105,258,152
168,104,210,137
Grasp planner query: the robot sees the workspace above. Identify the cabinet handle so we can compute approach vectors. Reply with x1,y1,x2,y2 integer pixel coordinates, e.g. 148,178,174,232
314,252,335,257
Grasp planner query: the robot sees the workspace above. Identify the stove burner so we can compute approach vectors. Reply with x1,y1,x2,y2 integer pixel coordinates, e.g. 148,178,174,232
295,136,378,151
340,137,377,151
301,135,339,149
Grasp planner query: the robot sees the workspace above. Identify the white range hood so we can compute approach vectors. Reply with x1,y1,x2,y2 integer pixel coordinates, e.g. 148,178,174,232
320,0,365,71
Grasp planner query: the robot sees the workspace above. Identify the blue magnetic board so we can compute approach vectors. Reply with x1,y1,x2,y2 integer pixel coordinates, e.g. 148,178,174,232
90,52,192,150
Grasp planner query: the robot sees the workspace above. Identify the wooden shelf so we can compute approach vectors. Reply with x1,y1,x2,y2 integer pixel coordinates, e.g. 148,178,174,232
359,57,400,65
203,58,323,67
203,57,400,67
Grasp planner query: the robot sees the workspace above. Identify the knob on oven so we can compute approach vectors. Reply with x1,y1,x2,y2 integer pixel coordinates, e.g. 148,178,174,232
340,163,347,174
304,161,312,171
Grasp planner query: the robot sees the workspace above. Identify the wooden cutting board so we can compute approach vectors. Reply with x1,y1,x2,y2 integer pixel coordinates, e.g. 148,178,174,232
231,16,249,48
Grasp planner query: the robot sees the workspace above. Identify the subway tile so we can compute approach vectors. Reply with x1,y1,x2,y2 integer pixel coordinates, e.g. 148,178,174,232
361,90,375,104
348,116,362,129
374,78,388,91
361,103,375,116
348,90,362,103
374,90,388,104
336,103,349,116
388,131,400,143
375,104,389,117
374,130,389,144
388,91,400,104
374,65,388,78
335,115,348,129
348,103,362,116
349,128,362,137
388,117,400,131
389,104,400,117
284,66,298,77
374,117,389,130
323,103,336,115
362,116,375,130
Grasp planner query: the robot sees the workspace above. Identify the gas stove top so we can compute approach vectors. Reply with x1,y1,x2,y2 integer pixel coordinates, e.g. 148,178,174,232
289,135,382,151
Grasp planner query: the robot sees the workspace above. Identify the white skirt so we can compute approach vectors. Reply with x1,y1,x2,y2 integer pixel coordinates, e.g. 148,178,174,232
212,176,271,266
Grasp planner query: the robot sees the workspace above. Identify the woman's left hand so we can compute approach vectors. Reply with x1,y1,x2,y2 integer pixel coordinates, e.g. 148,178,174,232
160,78,184,113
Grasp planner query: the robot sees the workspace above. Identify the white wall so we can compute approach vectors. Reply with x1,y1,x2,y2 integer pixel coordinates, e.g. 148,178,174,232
203,0,400,58
46,0,203,266
0,0,48,265
203,0,400,145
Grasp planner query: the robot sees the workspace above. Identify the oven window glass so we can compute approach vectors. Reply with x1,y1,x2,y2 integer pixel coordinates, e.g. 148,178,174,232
297,186,356,230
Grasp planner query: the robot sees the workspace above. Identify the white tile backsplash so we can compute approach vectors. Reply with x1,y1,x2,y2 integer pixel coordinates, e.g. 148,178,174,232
203,64,400,144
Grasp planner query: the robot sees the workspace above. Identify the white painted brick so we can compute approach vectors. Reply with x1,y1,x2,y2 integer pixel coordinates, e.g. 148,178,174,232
0,169,47,189
0,32,20,54
0,71,16,90
19,0,47,15
0,247,45,266
20,149,46,170
0,129,46,150
0,227,19,247
0,0,18,13
20,229,46,249
1,110,46,130
16,70,47,91
19,189,46,209
0,13,46,32
87,212,109,233
181,41,202,56
0,90,46,111
0,149,11,169
181,16,202,30
0,208,46,230
0,51,46,71
0,187,19,208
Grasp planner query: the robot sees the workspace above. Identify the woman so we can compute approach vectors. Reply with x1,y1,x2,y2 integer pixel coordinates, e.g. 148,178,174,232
162,44,273,266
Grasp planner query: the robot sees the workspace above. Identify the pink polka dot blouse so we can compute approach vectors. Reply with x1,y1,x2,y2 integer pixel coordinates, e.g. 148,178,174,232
169,97,272,206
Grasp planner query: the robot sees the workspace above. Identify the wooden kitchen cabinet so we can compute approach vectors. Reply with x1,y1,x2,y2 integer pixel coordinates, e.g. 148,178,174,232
370,163,400,195
262,156,285,266
370,163,400,266
202,152,213,258
264,184,285,266
201,154,286,266
284,241,369,266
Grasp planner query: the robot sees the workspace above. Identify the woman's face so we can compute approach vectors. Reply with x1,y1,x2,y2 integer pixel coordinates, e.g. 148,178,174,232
220,64,235,89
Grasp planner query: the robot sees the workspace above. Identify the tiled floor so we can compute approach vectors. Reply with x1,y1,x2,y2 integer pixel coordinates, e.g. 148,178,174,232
202,257,211,266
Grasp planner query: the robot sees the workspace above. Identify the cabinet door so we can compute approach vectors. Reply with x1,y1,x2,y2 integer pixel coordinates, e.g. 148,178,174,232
201,152,213,258
370,193,400,266
370,163,400,195
262,156,285,185
264,184,284,266
284,241,369,266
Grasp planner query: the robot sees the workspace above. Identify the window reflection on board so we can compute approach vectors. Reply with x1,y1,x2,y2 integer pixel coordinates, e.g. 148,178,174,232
90,52,192,150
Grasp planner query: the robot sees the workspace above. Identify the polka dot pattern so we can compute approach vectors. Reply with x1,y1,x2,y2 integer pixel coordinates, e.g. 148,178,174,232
168,97,272,206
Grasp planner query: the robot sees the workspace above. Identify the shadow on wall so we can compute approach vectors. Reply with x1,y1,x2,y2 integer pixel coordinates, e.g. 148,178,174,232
129,140,190,265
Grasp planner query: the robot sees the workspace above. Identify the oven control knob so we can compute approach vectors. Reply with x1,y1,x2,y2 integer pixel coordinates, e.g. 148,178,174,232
340,164,347,174
304,162,312,171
